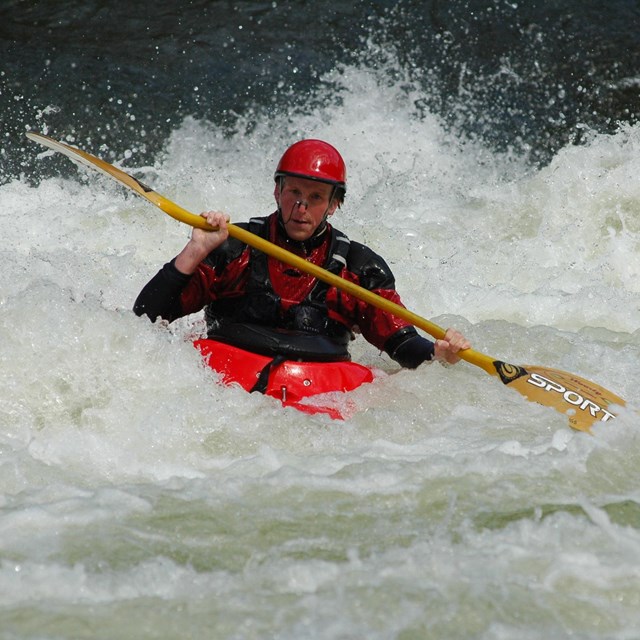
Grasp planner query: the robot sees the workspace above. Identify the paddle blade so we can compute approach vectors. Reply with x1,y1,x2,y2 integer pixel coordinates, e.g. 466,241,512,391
493,361,624,432
26,132,214,230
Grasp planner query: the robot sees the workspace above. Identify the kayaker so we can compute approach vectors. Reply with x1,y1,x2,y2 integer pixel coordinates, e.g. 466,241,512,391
134,139,471,367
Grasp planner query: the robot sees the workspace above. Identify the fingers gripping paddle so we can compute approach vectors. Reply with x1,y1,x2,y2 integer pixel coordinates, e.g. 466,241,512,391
26,132,626,432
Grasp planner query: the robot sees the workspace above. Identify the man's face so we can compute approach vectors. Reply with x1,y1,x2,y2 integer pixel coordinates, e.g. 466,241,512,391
275,176,339,242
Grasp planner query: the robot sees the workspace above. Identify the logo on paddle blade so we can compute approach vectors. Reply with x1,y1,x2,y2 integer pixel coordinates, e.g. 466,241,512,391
494,361,528,384
525,372,616,423
493,361,618,427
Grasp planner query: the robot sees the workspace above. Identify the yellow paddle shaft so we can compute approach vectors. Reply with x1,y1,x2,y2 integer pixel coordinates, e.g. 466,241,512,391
157,193,500,377
26,131,498,376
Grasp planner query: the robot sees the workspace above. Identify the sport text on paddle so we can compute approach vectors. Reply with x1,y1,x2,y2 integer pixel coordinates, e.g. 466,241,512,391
26,132,627,432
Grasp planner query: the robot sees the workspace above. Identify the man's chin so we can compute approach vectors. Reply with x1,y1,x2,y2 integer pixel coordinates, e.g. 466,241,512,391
285,225,313,242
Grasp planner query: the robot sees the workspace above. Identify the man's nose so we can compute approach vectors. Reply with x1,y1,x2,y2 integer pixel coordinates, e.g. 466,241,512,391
295,199,309,211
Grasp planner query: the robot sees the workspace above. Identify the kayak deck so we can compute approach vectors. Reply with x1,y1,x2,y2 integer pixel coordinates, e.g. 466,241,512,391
194,339,375,419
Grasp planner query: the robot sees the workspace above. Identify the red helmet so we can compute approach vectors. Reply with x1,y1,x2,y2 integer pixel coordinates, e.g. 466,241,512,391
274,139,347,196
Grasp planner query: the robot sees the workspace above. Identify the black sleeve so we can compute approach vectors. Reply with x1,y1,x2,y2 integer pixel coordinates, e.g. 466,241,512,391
384,326,435,369
346,241,396,290
346,241,435,367
133,259,192,322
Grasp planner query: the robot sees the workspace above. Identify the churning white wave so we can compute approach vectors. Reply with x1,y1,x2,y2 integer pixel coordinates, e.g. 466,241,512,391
1,58,639,638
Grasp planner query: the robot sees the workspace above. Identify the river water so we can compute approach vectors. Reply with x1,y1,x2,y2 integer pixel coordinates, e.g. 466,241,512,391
1,1,640,638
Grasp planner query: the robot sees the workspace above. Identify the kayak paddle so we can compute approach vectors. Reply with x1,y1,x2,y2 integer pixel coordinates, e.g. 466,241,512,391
26,131,627,432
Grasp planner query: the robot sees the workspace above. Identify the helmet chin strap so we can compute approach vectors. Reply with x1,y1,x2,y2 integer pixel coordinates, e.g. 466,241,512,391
314,184,338,233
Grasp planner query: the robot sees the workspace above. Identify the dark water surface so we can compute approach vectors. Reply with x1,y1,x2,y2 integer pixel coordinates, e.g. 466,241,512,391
1,0,639,181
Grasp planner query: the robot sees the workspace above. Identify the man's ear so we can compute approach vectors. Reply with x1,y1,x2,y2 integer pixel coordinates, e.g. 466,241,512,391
273,182,281,205
327,199,340,216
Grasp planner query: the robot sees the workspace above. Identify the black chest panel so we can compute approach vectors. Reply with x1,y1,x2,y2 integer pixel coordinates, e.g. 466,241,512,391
205,218,352,343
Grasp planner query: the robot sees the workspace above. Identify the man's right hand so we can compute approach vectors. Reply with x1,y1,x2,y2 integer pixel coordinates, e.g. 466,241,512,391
174,210,230,275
